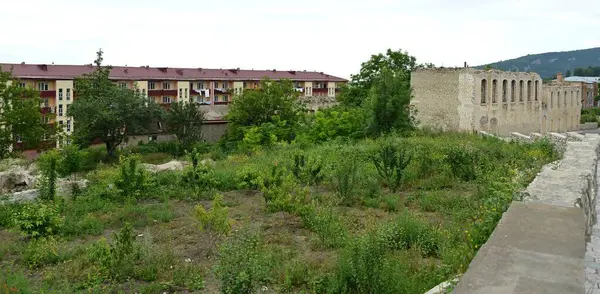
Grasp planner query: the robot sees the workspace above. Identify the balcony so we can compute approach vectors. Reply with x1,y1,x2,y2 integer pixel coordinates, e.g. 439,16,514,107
313,88,328,93
40,106,53,115
214,100,231,105
39,90,55,98
148,89,178,96
214,88,231,94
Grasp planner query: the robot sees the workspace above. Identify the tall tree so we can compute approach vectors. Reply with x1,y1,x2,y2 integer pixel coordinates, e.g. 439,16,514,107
339,49,418,107
166,101,205,148
366,68,414,135
69,50,165,156
225,78,303,142
0,67,51,156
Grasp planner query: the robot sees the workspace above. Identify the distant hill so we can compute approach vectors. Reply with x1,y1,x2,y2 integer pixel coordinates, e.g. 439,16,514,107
477,47,600,79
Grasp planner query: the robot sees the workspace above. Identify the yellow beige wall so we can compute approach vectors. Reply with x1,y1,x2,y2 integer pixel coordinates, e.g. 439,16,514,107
304,81,313,96
177,81,190,103
134,81,148,98
55,80,74,136
327,82,336,98
233,81,243,96
542,83,582,133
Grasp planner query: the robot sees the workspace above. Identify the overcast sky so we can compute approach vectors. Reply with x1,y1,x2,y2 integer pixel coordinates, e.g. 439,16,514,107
1,0,598,79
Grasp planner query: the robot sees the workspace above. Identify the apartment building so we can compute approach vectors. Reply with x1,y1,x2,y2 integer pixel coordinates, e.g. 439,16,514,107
564,76,599,108
0,63,347,144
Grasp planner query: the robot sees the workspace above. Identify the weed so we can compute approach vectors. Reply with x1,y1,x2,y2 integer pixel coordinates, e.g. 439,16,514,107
22,237,75,268
371,143,412,192
115,154,150,200
330,153,360,204
301,205,347,249
290,153,324,185
195,194,231,235
13,201,64,238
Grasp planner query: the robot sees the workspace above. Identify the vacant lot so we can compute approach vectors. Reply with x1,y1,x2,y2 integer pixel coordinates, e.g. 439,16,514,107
0,132,558,293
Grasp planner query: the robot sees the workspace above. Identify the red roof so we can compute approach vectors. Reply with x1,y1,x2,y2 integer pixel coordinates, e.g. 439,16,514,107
0,63,347,82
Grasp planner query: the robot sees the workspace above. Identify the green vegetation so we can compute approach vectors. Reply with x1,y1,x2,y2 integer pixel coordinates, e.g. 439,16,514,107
573,66,600,77
581,107,600,124
0,48,560,293
479,47,600,79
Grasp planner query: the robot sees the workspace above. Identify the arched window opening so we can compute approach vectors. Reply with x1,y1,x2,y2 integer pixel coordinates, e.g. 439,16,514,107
502,80,507,102
535,80,539,101
511,80,516,102
519,80,524,102
492,80,497,103
551,92,554,108
527,80,532,101
481,79,487,104
564,91,567,107
557,91,561,108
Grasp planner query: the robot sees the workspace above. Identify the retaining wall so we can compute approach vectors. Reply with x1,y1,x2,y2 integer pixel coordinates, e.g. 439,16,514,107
452,132,600,293
581,122,599,130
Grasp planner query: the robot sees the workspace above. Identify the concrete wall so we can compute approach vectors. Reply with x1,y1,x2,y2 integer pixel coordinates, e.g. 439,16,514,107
453,133,600,293
582,122,599,130
542,82,582,133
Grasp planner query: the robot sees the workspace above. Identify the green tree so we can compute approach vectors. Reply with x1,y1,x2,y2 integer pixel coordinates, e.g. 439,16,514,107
0,67,51,156
339,49,418,107
225,78,303,143
366,68,414,135
166,101,205,149
69,49,165,156
565,70,572,77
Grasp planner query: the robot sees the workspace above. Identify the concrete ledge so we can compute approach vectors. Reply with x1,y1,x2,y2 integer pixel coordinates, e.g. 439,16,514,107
510,132,532,144
582,122,599,130
452,202,585,294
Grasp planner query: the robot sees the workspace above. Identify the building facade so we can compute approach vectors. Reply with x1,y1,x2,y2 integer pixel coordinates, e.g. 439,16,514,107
563,76,599,108
411,68,582,136
0,63,347,144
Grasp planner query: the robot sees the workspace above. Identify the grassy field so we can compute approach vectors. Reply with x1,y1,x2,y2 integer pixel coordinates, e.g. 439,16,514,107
0,132,558,293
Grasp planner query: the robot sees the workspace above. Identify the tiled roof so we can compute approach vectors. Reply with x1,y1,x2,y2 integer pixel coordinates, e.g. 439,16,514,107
0,63,347,82
565,76,600,83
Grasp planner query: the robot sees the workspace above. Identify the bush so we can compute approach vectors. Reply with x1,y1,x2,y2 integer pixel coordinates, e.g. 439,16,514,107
330,154,360,204
13,201,64,238
290,153,324,185
381,212,443,257
115,154,150,200
214,229,274,294
301,205,347,249
195,194,231,235
371,143,412,192
89,222,136,281
445,145,479,181
38,150,60,201
22,236,73,268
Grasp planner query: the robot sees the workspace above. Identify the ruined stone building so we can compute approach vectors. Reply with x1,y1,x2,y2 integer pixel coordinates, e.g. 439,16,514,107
410,68,582,136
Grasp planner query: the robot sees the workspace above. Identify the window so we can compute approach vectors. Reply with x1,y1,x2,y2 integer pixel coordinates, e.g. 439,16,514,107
37,82,49,91
59,120,63,126
18,82,26,88
480,79,487,103
66,89,71,100
118,82,127,89
66,136,71,145
223,95,229,102
557,91,561,108
527,80,532,101
142,89,146,97
58,104,63,116
179,88,182,99
67,120,71,132
184,88,188,99
58,88,63,100
162,82,170,90
551,92,554,108
223,82,228,89
243,82,247,88
519,80,524,102
492,79,497,103
214,95,219,102
502,80,507,102
511,80,516,102
42,98,49,107
149,82,156,90
162,96,171,104
214,81,219,88
148,135,157,142
564,91,567,107
535,81,539,101
197,82,204,89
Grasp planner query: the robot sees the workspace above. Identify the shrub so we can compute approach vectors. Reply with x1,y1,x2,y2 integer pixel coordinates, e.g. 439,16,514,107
214,229,273,294
181,148,219,198
290,153,324,185
22,236,73,268
115,154,150,200
381,212,442,257
195,194,231,235
371,143,412,192
89,222,136,281
172,263,205,291
13,201,64,238
330,154,360,204
38,150,60,201
445,145,479,181
301,205,347,249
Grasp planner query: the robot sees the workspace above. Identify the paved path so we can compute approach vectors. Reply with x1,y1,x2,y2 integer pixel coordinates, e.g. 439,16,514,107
453,202,585,294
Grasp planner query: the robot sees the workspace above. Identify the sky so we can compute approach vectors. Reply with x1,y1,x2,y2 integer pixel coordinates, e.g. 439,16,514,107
0,0,599,80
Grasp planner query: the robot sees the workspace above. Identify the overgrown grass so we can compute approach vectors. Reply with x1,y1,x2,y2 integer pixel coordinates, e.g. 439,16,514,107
0,131,558,293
